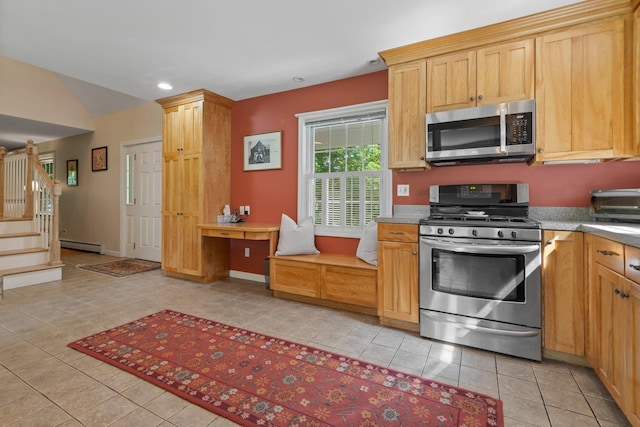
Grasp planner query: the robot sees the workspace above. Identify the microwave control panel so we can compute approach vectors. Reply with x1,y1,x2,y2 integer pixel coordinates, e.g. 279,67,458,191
506,112,533,145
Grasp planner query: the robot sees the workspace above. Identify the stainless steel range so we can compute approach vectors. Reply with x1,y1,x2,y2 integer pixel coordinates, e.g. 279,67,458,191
419,183,542,361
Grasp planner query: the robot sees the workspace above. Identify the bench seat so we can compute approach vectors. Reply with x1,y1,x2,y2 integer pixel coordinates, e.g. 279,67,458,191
269,254,378,315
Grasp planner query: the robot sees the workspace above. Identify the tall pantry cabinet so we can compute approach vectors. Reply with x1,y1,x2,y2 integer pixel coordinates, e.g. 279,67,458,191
157,89,234,282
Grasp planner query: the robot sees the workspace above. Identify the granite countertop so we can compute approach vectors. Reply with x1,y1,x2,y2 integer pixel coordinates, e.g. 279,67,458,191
378,205,640,248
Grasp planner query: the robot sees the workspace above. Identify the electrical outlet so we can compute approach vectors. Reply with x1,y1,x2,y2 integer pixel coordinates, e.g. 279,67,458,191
239,206,245,215
245,205,250,215
397,184,410,197
244,247,250,257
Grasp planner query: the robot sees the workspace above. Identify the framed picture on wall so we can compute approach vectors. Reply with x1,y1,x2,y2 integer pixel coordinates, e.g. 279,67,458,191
67,159,78,186
91,146,108,172
243,131,282,171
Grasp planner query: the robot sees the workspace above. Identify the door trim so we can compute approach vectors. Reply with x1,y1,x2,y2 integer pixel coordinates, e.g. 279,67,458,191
119,136,162,259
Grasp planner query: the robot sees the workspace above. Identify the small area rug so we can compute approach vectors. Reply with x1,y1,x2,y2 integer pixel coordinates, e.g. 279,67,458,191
78,259,161,278
68,310,503,426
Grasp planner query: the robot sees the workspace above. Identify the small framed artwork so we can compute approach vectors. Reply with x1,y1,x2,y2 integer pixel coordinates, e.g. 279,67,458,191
66,159,78,186
243,131,282,171
91,146,108,172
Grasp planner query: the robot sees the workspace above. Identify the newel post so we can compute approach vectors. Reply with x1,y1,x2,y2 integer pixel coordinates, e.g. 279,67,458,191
48,179,62,266
0,146,5,218
23,140,35,218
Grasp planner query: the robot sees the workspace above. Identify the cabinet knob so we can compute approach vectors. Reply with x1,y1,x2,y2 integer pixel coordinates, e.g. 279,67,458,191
546,240,553,245
412,251,417,255
469,96,475,101
538,148,544,153
478,94,483,100
420,156,425,161
629,264,640,271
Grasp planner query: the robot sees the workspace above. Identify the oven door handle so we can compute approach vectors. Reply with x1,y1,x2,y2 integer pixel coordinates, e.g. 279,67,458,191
424,312,540,338
422,238,539,255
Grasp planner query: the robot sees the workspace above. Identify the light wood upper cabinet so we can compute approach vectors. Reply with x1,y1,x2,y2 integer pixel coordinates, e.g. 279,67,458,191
535,17,633,162
387,60,428,169
377,223,419,325
427,51,475,112
635,6,640,156
427,39,534,113
542,230,584,355
157,89,233,281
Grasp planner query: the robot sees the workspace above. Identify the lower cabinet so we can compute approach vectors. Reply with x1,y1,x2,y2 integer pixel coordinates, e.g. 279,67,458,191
587,235,640,426
593,263,628,403
377,223,419,326
542,230,584,355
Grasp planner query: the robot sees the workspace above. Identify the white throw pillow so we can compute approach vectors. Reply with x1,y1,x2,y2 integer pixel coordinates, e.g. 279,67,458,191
275,214,320,256
356,221,378,266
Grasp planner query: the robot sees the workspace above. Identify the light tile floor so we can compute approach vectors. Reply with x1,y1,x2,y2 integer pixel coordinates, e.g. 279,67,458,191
0,251,632,426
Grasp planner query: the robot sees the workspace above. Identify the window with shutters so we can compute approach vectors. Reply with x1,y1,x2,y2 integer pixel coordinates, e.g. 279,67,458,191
296,100,391,238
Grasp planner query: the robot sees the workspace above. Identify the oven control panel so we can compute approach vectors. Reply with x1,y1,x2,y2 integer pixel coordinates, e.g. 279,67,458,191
419,225,541,242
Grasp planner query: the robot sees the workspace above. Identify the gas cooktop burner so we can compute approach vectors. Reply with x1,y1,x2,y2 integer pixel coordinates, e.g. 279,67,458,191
422,214,539,226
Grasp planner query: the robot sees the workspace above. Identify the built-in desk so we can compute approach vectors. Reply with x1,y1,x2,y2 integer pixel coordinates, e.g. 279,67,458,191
197,223,280,256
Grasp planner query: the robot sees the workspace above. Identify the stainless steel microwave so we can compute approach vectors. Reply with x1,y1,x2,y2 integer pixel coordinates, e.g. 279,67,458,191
426,99,535,166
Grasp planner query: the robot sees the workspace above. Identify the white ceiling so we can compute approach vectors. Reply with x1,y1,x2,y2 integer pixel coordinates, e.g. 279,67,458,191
0,0,583,149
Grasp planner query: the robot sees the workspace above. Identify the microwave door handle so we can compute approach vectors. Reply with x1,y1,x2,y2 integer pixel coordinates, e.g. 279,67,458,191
422,238,539,255
500,107,507,153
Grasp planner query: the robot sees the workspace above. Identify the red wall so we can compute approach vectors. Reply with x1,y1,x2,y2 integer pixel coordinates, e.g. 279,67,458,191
230,71,389,274
230,70,640,275
393,161,640,207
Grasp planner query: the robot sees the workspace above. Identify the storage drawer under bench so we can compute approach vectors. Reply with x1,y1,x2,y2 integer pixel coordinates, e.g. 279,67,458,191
270,254,378,310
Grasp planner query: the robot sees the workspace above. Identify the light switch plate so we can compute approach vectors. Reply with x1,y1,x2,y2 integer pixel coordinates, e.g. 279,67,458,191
397,184,410,197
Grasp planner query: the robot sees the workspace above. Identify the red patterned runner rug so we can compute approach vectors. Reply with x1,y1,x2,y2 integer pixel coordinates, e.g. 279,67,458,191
68,309,503,426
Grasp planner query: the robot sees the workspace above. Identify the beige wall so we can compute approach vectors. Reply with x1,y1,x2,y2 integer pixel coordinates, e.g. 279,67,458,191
0,56,94,131
38,102,162,254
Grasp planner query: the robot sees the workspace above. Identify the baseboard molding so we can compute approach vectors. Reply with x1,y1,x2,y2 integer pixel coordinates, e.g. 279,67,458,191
229,270,266,284
60,239,105,254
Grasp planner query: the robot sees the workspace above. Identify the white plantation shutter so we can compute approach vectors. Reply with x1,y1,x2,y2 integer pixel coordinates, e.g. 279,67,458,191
297,101,391,238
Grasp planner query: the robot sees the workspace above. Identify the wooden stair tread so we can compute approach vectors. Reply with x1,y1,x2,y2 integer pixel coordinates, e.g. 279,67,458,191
0,247,48,257
0,232,40,239
0,263,64,276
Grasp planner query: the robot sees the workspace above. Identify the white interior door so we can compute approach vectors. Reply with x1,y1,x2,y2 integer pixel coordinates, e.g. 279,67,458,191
124,141,162,261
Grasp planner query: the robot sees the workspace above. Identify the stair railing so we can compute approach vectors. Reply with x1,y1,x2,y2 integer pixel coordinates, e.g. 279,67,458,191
0,140,62,266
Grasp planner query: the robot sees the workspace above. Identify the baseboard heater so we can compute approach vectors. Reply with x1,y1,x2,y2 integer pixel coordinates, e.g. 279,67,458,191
60,239,105,254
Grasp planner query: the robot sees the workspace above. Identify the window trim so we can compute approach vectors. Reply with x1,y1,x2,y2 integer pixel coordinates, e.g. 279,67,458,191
296,100,391,238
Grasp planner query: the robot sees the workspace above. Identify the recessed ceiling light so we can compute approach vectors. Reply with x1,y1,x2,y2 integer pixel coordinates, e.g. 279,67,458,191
157,82,173,90
368,58,380,66
292,77,304,82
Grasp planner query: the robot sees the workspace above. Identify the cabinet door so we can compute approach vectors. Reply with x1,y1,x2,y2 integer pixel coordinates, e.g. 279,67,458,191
178,153,202,276
378,241,419,322
388,60,428,169
182,101,203,155
594,264,627,403
427,51,476,112
627,277,640,427
635,6,640,156
535,18,627,162
543,231,584,355
162,106,182,154
162,154,181,272
476,39,534,106
584,234,597,366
